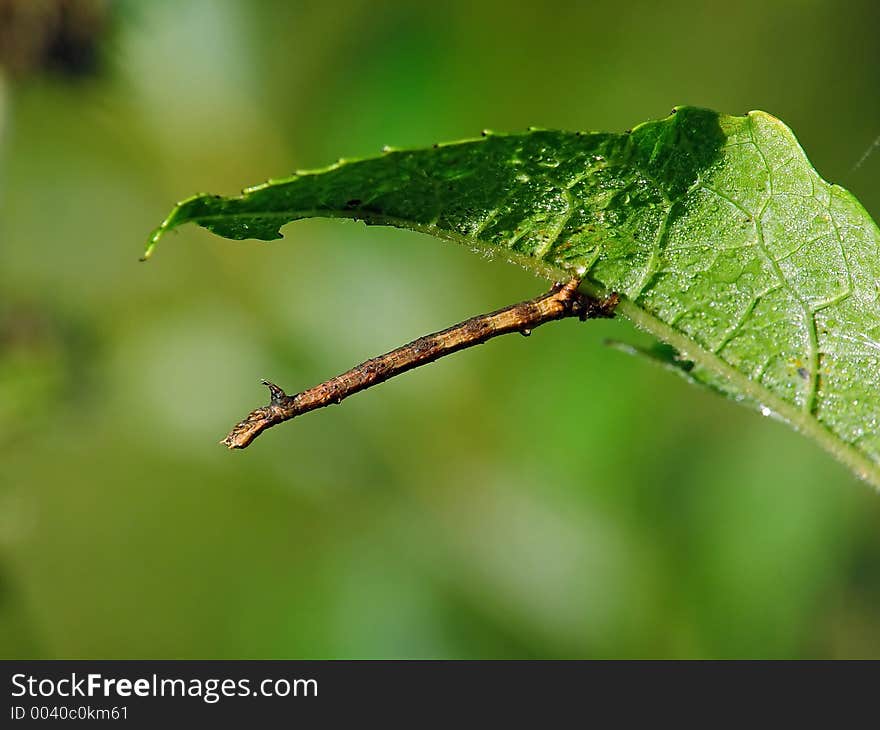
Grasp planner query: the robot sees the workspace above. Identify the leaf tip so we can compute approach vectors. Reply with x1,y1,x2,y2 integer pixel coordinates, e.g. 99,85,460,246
141,225,164,261
142,192,213,260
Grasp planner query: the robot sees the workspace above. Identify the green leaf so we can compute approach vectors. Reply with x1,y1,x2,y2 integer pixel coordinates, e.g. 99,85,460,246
146,107,880,488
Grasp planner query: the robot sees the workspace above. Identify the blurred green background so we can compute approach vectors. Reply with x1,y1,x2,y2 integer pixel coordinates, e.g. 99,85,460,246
1,0,880,659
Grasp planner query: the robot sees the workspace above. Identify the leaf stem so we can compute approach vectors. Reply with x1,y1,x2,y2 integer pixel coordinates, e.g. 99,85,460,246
222,279,618,449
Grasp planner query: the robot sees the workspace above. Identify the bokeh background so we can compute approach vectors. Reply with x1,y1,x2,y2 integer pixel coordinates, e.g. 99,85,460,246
2,0,880,659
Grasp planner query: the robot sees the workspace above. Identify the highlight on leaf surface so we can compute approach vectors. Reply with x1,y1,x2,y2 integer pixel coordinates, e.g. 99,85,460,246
146,106,880,489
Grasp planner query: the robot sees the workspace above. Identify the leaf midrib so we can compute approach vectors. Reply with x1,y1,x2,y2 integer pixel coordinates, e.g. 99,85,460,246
610,290,877,487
